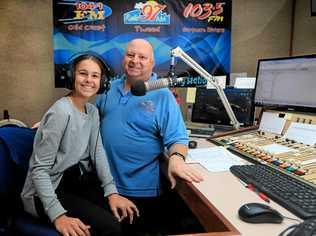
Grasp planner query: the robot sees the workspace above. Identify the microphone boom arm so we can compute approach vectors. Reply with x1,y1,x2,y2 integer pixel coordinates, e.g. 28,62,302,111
171,47,241,129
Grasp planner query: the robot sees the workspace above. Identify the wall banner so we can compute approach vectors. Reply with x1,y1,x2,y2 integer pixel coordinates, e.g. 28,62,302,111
53,0,232,87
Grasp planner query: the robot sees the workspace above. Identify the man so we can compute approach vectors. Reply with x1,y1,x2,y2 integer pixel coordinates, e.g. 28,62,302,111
96,38,203,234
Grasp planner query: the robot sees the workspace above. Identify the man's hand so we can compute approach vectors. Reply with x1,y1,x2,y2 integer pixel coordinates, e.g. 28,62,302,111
54,214,91,236
168,155,203,189
108,193,139,224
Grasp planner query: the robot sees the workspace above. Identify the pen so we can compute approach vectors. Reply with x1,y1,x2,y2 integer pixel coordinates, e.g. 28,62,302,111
238,179,270,203
257,192,270,203
247,183,270,203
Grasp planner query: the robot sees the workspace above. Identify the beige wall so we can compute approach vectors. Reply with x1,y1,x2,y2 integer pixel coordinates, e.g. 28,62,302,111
293,0,316,55
0,0,315,126
0,0,67,127
231,0,293,76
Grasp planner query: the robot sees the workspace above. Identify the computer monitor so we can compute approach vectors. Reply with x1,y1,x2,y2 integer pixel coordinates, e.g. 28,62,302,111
191,88,254,126
312,0,316,16
255,54,316,112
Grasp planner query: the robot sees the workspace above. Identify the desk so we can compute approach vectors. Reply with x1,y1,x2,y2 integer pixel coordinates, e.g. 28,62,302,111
173,138,301,236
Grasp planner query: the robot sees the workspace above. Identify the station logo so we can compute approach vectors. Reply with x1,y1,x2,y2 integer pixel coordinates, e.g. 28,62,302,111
57,1,112,31
124,1,170,25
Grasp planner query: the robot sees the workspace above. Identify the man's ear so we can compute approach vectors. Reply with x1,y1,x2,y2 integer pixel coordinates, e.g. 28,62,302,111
122,57,125,67
151,57,155,69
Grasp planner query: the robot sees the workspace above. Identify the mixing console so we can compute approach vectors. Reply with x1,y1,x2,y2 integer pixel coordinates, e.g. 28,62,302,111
211,130,316,186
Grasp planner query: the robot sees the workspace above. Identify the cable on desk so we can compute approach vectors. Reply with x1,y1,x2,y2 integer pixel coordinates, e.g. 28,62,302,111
281,215,301,223
278,224,298,236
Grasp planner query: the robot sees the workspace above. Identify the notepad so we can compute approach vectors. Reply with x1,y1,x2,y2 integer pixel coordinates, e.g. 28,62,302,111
187,146,244,172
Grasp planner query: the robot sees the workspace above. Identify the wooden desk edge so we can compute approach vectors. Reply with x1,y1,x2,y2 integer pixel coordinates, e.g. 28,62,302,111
208,125,259,140
174,232,239,236
175,179,240,236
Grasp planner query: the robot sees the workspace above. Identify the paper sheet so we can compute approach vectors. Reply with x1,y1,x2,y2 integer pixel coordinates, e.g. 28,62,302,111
261,144,294,154
230,72,248,87
206,76,226,89
187,146,244,172
234,77,256,89
259,112,286,134
284,122,316,145
186,88,197,103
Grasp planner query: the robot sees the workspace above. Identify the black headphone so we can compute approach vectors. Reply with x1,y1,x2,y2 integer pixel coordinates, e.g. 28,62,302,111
63,52,111,94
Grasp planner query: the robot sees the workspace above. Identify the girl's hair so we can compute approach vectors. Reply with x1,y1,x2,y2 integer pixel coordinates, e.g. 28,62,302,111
73,54,106,77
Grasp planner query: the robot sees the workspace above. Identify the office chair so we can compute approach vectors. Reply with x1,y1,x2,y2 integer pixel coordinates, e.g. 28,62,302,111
0,126,59,236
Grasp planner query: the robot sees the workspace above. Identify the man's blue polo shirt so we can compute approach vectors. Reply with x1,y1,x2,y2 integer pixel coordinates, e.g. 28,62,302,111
96,73,188,197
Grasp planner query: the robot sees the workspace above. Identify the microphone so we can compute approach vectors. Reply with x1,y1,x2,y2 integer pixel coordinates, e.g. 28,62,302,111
168,55,176,78
131,77,186,96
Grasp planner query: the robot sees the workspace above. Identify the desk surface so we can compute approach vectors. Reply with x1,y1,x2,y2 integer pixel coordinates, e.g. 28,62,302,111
177,138,301,236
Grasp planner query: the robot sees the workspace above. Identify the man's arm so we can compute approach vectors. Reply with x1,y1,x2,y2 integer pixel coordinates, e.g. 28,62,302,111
167,143,203,189
168,143,188,160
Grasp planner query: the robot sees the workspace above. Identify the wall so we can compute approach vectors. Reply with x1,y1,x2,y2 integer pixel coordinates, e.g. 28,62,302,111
293,0,316,55
0,0,67,127
0,0,315,126
231,0,293,76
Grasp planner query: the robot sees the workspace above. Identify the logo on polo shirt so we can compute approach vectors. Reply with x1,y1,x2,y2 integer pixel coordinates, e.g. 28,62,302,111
139,100,155,112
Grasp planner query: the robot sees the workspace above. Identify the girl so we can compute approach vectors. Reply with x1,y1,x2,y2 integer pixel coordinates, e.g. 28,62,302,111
21,54,138,236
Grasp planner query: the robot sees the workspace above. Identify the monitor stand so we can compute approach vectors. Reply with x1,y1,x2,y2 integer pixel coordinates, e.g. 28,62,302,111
212,124,235,133
186,122,215,138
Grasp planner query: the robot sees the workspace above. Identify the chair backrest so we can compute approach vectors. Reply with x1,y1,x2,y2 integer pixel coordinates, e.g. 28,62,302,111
0,119,28,128
0,139,13,194
0,127,36,170
0,127,36,211
0,126,59,236
0,139,13,234
0,127,36,233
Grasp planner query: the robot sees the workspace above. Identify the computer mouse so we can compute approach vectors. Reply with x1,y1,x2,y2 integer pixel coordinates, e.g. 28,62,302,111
238,203,284,224
188,140,197,149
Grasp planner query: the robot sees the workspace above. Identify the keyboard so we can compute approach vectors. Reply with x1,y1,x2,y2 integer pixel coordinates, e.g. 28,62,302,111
230,164,316,219
285,217,316,235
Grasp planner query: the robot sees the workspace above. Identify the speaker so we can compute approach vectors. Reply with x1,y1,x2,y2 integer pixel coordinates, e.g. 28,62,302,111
63,52,112,94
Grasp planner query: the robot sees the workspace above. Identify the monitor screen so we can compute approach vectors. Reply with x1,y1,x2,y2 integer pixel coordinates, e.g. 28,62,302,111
255,55,316,111
192,88,254,126
312,0,316,16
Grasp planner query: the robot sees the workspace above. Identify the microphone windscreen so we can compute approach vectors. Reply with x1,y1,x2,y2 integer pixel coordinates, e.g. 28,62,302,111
131,80,146,96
